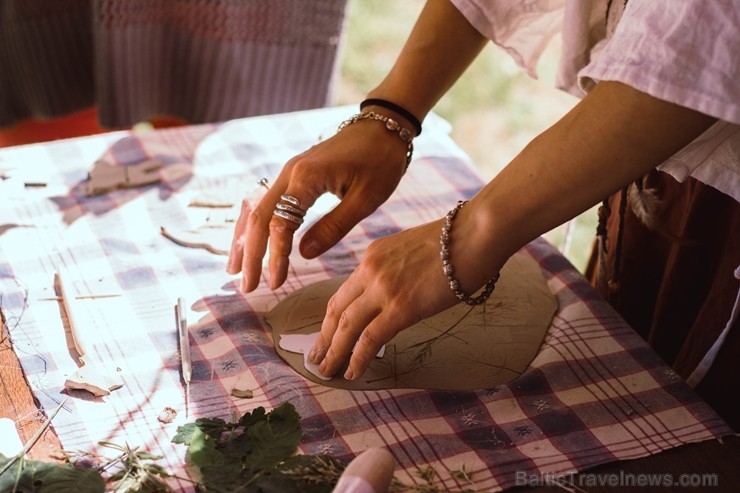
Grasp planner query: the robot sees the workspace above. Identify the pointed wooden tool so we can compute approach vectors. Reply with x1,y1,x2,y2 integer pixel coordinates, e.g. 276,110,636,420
175,297,192,417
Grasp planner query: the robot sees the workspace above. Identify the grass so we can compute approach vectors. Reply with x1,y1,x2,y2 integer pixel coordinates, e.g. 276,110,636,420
335,0,598,272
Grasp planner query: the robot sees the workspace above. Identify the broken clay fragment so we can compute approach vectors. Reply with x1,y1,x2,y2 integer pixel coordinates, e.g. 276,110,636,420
230,387,254,399
157,406,178,424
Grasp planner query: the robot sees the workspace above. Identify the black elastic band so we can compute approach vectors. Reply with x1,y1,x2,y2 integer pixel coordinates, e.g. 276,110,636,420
360,98,422,136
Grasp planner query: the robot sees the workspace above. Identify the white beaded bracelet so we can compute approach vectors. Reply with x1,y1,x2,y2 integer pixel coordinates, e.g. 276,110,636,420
440,200,500,305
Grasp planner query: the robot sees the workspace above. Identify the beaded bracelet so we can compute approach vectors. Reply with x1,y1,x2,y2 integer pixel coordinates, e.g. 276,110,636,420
440,200,501,306
360,98,422,136
337,111,414,169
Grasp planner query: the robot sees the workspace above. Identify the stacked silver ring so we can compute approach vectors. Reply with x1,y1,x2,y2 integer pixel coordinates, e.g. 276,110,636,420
273,194,306,225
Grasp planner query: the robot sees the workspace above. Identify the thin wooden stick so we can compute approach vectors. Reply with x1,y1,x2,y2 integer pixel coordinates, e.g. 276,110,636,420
39,294,122,301
176,298,192,418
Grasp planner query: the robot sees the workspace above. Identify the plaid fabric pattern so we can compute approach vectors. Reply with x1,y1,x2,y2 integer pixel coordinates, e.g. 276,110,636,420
0,106,730,491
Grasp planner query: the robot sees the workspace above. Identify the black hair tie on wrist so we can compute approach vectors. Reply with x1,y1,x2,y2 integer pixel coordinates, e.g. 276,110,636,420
360,98,422,136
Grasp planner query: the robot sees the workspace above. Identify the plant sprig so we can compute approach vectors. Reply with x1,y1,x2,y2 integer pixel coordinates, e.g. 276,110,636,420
1,399,486,493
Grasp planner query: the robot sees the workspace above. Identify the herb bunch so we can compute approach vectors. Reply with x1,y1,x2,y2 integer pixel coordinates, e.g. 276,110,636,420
172,402,344,492
0,401,482,492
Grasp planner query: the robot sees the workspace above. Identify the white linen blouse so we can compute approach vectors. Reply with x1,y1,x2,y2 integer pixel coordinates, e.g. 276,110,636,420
450,0,740,202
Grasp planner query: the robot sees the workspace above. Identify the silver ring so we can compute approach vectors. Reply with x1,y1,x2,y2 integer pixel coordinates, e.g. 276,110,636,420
280,194,302,207
276,202,306,217
273,209,304,225
257,177,270,190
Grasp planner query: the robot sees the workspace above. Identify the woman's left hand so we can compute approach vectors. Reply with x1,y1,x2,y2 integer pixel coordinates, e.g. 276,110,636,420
306,218,481,380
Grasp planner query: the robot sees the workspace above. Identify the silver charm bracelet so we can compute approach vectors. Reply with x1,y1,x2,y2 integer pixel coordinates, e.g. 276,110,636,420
337,111,414,170
440,200,500,306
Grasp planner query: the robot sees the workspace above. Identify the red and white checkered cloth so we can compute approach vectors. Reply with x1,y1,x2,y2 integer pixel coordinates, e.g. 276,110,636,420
0,107,730,491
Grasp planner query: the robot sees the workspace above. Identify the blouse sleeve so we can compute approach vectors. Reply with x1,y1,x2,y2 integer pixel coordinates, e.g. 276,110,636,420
579,0,740,201
449,0,567,78
578,0,740,125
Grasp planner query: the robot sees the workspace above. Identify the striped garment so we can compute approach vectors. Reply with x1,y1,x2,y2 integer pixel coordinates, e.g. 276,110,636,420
0,0,347,128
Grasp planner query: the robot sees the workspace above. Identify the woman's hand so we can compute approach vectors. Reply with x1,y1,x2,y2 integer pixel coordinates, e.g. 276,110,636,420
226,119,409,292
306,220,457,380
306,201,506,381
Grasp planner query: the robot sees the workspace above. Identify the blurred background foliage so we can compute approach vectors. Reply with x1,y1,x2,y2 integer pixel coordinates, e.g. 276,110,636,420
335,0,598,272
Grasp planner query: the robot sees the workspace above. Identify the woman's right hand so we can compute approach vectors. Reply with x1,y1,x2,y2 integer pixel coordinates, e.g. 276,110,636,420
226,117,410,292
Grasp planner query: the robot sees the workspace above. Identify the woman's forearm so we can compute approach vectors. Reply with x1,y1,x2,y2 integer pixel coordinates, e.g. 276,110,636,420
365,0,488,124
452,81,717,289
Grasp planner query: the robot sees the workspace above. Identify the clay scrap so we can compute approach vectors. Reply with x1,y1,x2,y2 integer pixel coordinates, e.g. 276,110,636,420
161,195,238,255
56,268,124,397
87,158,192,196
87,159,161,196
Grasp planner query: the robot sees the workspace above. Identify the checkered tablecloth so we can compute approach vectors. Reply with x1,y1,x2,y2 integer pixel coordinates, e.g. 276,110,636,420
0,106,731,491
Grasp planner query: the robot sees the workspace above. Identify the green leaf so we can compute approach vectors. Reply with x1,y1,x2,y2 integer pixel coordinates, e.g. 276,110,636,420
188,429,236,471
242,403,301,472
179,403,302,473
175,403,304,491
238,407,268,428
196,417,233,440
188,428,246,492
172,417,230,445
0,454,105,493
171,423,198,445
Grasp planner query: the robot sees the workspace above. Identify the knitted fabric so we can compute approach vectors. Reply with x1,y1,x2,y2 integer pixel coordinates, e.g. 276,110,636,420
0,0,347,127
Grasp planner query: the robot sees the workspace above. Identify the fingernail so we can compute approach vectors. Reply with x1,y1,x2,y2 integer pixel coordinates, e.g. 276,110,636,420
240,274,252,293
309,344,327,364
344,368,354,381
318,360,327,375
308,346,318,363
270,257,289,290
302,240,321,259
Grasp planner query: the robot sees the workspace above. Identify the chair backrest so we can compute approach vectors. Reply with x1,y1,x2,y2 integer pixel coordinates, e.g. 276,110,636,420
94,0,349,126
0,0,348,128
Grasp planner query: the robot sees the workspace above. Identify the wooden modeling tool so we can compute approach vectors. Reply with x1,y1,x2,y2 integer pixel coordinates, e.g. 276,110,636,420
40,294,122,301
332,448,395,493
176,297,192,417
57,269,124,396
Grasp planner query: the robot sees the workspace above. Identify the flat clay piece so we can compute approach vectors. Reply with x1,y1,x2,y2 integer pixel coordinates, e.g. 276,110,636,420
87,159,162,196
161,197,238,255
279,331,385,381
267,250,557,391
